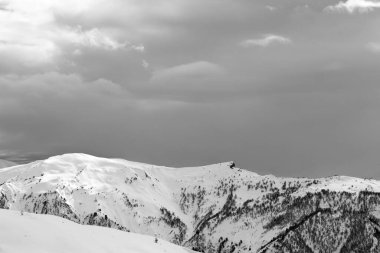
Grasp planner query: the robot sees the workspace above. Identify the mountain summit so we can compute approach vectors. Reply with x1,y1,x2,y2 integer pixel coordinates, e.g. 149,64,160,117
1,153,380,252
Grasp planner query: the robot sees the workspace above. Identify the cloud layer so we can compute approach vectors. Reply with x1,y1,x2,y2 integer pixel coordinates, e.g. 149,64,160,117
240,35,292,47
325,0,380,13
1,0,380,178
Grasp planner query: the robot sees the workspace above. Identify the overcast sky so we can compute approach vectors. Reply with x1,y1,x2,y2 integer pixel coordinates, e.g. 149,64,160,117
1,0,380,178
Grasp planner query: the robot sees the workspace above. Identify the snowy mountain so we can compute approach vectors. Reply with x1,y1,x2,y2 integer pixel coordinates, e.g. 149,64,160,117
0,208,194,253
1,153,380,252
0,159,16,169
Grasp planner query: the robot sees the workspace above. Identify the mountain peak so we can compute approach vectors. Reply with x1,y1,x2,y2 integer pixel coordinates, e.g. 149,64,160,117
224,161,236,169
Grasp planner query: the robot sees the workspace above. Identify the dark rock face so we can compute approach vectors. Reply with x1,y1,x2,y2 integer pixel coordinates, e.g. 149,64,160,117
179,179,380,253
0,192,9,209
160,207,187,244
25,192,79,222
83,212,129,231
278,192,380,253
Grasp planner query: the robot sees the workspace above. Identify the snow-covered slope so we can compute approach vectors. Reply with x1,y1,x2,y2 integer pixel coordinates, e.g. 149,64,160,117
1,153,380,252
0,209,193,253
0,159,16,169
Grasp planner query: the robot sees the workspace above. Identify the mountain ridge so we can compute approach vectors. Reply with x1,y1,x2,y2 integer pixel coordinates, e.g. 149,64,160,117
1,153,380,252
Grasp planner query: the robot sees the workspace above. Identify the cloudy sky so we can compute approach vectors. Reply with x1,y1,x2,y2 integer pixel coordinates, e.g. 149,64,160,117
0,0,380,178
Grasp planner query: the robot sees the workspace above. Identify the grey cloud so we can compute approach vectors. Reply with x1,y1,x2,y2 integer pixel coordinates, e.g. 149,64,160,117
1,0,380,179
368,42,380,52
0,72,143,162
240,35,292,47
325,0,380,13
151,61,223,83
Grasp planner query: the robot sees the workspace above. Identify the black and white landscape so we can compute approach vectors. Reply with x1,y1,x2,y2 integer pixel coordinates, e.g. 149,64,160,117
2,154,380,252
1,0,380,252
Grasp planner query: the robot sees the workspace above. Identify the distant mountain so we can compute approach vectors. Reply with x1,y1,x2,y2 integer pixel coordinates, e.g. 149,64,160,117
0,208,194,253
1,153,380,252
0,159,16,169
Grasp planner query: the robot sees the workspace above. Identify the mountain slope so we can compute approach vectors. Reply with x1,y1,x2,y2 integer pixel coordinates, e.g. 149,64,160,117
0,208,193,253
0,159,16,169
1,153,380,252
